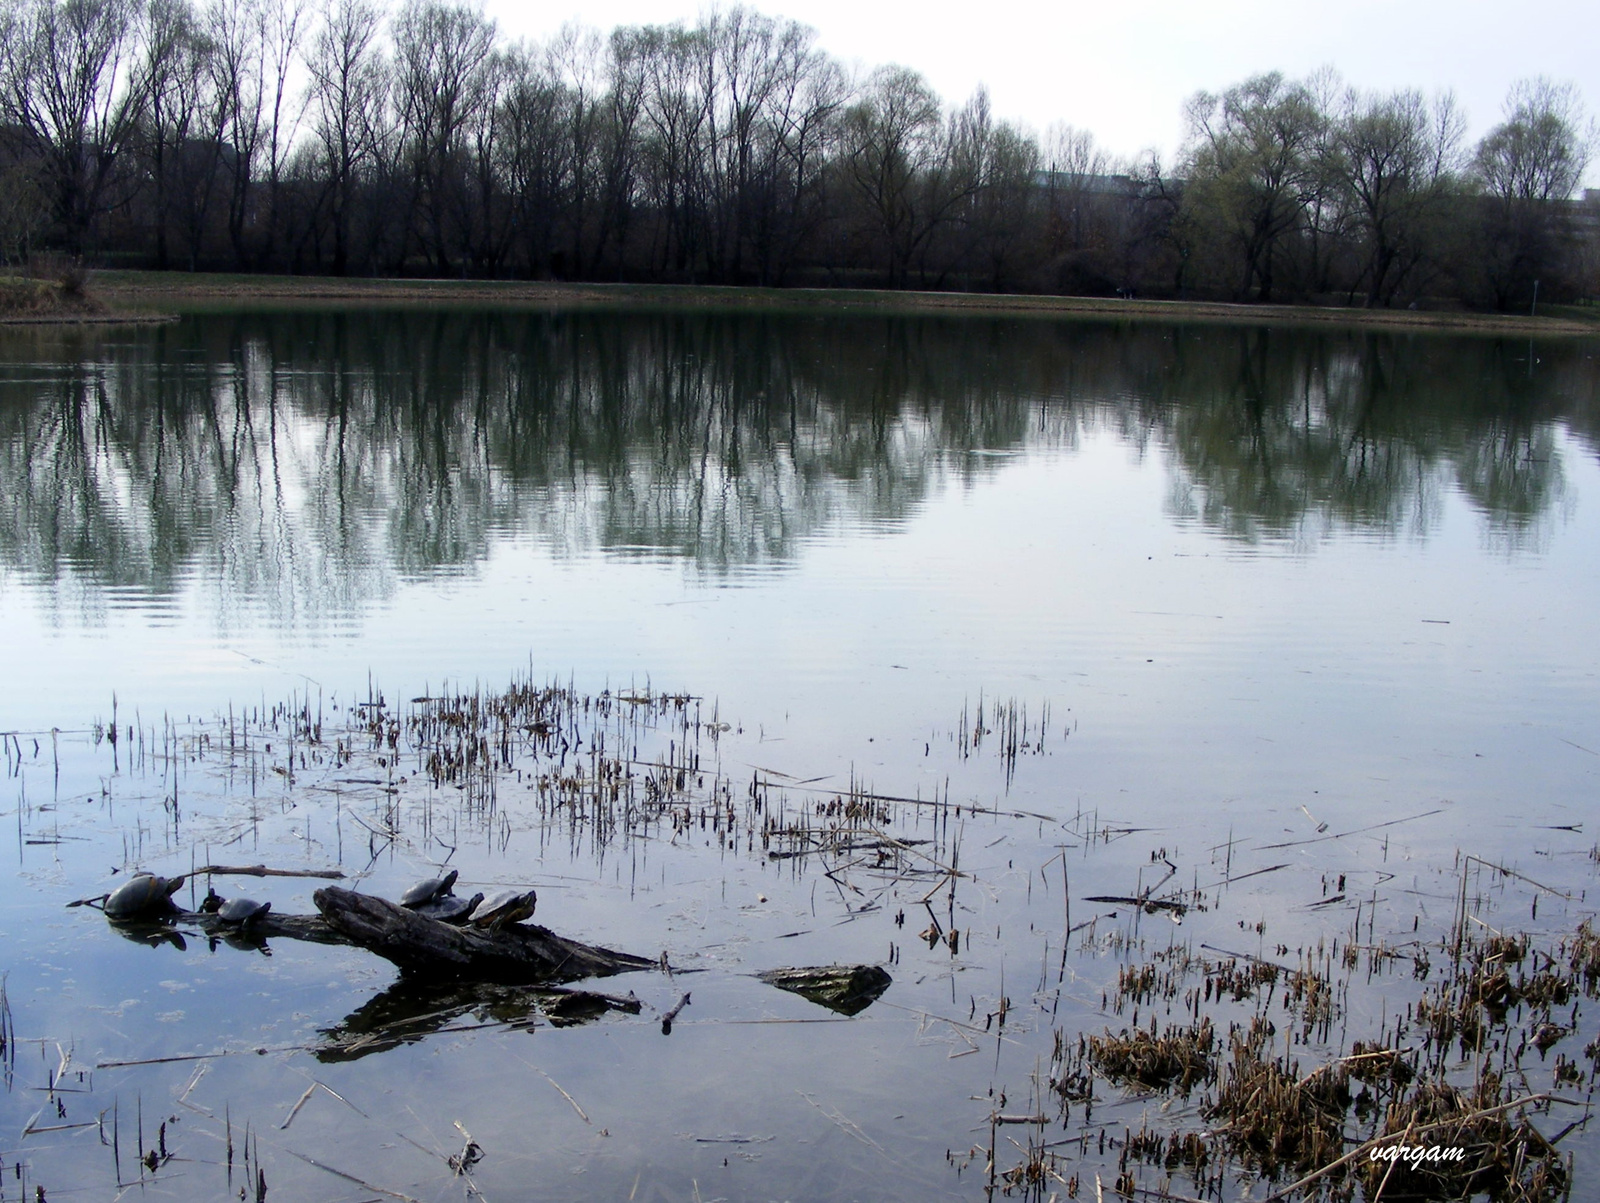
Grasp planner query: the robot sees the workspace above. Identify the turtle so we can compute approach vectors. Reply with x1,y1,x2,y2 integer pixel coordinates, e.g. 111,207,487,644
411,891,483,924
104,873,186,919
468,889,537,932
400,869,459,909
216,897,272,927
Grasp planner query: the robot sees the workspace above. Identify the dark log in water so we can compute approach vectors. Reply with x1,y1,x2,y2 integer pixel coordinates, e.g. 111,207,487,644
312,886,656,983
106,909,345,947
755,964,893,1015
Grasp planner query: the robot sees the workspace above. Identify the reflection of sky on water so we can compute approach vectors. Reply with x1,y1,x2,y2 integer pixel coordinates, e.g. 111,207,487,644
3,421,1596,840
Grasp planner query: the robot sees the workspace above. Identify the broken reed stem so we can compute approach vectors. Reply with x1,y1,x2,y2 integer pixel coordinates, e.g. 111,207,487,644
534,1067,590,1123
284,1149,422,1202
279,1084,317,1129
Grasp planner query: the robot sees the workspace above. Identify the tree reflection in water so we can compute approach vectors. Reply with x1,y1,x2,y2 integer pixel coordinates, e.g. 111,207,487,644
0,311,1593,622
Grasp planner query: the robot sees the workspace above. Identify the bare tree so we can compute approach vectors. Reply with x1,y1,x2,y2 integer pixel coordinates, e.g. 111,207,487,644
745,16,841,283
205,0,271,266
0,0,148,253
256,0,304,266
305,0,387,275
592,25,647,276
1041,124,1106,251
391,0,495,273
137,0,212,267
542,25,602,275
1474,78,1594,307
1334,88,1464,305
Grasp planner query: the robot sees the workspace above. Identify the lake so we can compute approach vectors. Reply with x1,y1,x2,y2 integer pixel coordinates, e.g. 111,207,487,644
1,307,1597,1201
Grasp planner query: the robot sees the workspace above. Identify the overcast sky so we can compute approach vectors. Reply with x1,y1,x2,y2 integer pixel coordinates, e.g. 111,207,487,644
484,0,1598,184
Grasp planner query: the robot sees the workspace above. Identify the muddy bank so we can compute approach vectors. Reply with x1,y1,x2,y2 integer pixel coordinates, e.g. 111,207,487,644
89,270,1600,336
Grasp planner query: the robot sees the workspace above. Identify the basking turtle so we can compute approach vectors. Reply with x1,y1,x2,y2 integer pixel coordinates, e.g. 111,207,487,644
216,897,272,928
468,889,537,932
400,869,459,909
104,873,185,919
411,891,483,924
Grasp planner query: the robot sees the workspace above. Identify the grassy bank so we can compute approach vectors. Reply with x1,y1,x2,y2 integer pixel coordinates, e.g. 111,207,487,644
91,270,1600,337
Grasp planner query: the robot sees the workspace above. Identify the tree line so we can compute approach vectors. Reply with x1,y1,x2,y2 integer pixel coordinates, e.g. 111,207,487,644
0,0,1594,308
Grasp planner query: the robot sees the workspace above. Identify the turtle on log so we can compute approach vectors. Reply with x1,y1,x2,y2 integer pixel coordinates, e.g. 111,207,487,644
104,873,185,919
467,889,538,932
400,870,459,909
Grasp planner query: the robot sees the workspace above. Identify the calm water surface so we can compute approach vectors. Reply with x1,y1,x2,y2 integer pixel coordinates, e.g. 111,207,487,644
0,309,1598,1200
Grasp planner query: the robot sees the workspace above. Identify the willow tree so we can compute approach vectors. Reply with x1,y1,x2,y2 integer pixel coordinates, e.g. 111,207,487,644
1181,72,1325,301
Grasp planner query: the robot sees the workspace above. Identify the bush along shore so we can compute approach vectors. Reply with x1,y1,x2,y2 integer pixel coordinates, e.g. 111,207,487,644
0,262,177,324
0,272,103,321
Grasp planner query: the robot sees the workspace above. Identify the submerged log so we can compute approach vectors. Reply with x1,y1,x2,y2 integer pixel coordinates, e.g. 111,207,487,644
755,964,892,1015
106,909,343,948
312,886,655,984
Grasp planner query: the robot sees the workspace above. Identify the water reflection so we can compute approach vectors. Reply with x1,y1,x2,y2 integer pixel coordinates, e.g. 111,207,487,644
317,979,643,1062
1,312,1594,622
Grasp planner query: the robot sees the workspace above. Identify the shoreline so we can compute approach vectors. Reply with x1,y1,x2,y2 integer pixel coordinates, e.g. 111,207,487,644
89,271,1600,337
0,312,180,326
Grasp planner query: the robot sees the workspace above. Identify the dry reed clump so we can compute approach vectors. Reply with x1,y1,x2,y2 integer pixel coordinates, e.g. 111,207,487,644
1284,963,1338,1036
1124,1123,1211,1173
999,1140,1066,1196
1050,1031,1095,1111
1358,1074,1569,1202
1205,1016,1350,1177
1418,931,1578,1058
1565,920,1600,992
1088,1017,1216,1093
1205,957,1279,1002
1024,919,1594,1202
1346,1040,1415,1088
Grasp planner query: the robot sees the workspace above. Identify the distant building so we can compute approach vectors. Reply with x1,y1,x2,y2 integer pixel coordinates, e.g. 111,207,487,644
1033,171,1140,196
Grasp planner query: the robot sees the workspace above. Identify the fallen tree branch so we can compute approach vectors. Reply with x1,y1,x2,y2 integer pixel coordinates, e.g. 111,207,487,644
312,887,655,983
193,864,346,880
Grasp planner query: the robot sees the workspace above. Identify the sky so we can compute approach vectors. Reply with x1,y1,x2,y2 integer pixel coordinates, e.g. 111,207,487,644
484,0,1599,184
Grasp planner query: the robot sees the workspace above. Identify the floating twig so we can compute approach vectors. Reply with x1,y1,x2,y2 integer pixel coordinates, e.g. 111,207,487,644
660,992,692,1034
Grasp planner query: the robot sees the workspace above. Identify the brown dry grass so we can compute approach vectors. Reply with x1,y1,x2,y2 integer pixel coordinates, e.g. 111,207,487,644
0,275,104,320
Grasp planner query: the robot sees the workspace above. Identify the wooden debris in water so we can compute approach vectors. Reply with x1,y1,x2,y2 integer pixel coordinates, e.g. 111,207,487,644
755,965,893,1016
